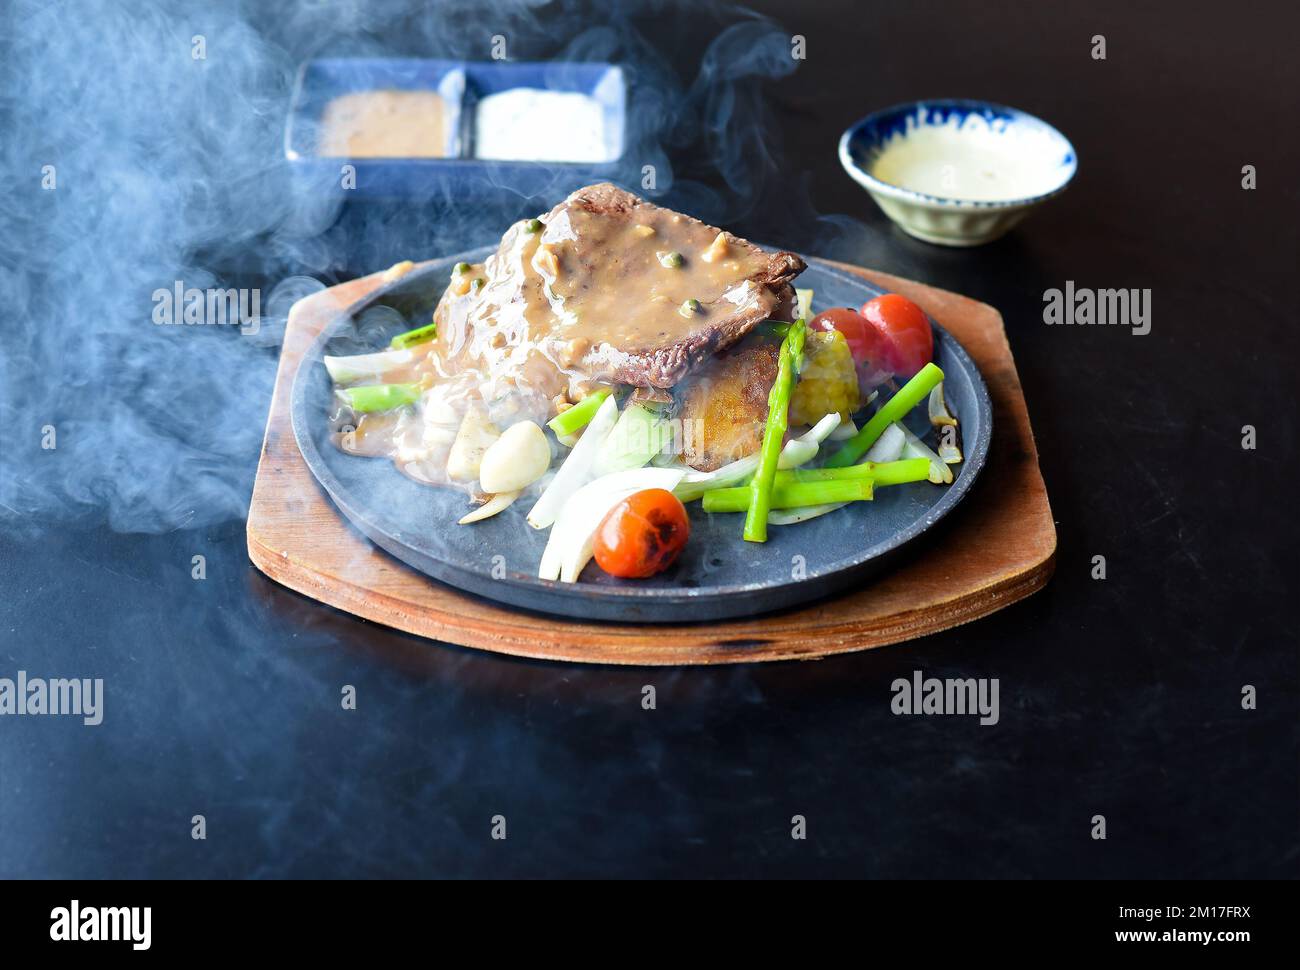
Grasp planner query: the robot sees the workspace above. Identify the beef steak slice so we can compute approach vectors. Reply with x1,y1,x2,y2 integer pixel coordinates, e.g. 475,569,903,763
538,183,805,388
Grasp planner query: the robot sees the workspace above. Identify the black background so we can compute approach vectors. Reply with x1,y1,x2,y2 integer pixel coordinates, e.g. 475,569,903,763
1,0,1296,879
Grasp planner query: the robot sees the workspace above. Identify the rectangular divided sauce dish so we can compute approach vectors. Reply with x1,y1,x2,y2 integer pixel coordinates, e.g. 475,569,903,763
285,58,627,198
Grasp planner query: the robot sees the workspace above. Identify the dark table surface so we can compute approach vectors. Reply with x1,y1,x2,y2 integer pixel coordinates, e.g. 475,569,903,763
1,0,1296,878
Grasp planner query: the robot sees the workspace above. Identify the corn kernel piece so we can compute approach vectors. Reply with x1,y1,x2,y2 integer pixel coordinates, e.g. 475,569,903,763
789,330,859,427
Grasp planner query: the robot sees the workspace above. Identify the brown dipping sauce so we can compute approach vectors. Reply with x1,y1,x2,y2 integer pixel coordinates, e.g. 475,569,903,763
318,90,448,158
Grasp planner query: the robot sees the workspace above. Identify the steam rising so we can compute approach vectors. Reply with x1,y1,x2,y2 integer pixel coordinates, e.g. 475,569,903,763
0,0,812,537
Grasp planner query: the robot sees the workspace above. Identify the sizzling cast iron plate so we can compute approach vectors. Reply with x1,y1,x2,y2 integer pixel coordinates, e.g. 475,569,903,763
291,248,992,622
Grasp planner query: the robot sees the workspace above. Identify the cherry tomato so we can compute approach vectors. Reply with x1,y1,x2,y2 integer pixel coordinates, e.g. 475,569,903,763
808,307,886,368
593,489,690,579
858,294,933,378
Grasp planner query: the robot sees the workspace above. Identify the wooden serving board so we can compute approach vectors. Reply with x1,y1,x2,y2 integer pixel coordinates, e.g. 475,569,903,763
247,260,1055,664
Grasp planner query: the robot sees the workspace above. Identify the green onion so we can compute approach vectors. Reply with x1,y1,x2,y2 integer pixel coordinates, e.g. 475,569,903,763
339,382,421,413
389,322,437,350
743,318,806,542
824,362,945,467
706,478,872,513
525,218,543,233
546,389,611,438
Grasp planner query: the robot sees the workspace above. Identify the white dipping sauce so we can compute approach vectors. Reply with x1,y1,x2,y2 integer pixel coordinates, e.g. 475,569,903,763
475,89,608,163
869,114,1064,202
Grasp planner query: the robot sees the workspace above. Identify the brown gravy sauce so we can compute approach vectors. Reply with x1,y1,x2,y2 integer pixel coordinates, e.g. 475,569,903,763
331,209,770,490
318,90,448,158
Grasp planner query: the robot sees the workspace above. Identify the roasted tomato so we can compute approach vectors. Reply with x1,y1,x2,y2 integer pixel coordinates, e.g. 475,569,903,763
808,307,883,368
593,488,691,578
859,294,934,378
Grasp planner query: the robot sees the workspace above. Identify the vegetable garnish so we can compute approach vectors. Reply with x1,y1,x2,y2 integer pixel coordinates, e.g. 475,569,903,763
776,458,930,487
539,467,686,582
705,478,873,513
859,294,933,378
777,412,842,470
743,318,806,542
478,421,550,494
528,394,619,530
795,288,814,322
389,321,438,350
897,422,953,485
927,382,957,427
864,422,906,464
824,362,945,467
673,453,760,504
324,347,422,384
592,401,670,477
458,490,521,525
593,489,691,578
809,307,880,369
546,389,611,438
788,330,858,426
338,382,422,413
695,459,928,515
446,403,500,483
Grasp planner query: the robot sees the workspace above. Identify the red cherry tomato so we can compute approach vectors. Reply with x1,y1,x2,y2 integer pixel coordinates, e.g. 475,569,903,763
593,489,691,579
808,307,888,367
858,294,933,378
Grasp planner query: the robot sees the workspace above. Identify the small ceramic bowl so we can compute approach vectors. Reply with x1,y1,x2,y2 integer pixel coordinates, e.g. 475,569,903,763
839,99,1077,246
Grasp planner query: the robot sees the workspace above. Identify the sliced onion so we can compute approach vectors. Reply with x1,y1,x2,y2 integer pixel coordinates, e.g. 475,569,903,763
768,502,848,526
938,428,963,466
796,287,814,321
864,422,906,463
827,417,858,441
778,412,841,470
897,423,953,484
458,490,521,524
674,454,759,503
526,395,619,529
928,383,958,427
324,347,419,384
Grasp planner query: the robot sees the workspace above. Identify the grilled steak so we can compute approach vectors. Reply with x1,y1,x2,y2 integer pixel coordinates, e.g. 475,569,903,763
537,183,805,387
431,183,805,421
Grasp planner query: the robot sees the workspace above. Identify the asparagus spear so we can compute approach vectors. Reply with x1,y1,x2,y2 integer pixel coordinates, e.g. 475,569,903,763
706,478,873,513
824,362,945,468
743,319,806,542
776,458,930,488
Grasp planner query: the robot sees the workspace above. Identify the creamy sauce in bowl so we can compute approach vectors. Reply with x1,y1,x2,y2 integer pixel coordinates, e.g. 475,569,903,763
868,110,1070,202
474,89,610,162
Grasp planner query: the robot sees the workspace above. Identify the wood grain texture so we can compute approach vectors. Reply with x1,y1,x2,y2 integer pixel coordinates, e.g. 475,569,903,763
247,260,1055,665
